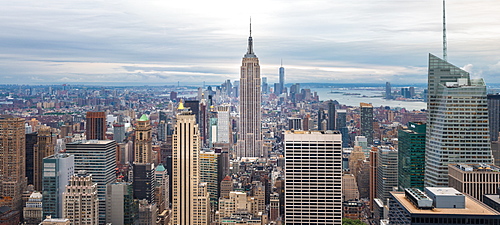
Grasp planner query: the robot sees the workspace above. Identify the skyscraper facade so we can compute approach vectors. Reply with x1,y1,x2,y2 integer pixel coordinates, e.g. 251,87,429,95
488,94,500,142
237,26,263,158
63,172,99,225
134,114,152,164
172,111,208,225
284,130,343,224
360,103,373,145
327,101,336,130
65,140,117,224
385,82,391,99
425,54,492,187
42,153,74,219
34,126,54,191
279,63,285,95
86,111,106,140
0,115,27,212
398,122,426,191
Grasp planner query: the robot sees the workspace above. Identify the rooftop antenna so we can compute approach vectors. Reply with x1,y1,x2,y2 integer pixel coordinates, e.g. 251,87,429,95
280,59,283,67
443,0,447,61
250,17,252,37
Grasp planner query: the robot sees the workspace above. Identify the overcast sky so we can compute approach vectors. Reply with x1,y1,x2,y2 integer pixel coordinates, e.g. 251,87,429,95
1,0,499,85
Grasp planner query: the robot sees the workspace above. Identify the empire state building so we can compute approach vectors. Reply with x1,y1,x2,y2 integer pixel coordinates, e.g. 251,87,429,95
237,24,263,158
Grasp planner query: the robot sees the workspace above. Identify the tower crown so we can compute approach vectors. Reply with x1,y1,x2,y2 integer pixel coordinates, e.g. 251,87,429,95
244,19,256,58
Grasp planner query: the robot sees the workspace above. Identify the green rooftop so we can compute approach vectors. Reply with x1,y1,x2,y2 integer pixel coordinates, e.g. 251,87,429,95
139,114,149,121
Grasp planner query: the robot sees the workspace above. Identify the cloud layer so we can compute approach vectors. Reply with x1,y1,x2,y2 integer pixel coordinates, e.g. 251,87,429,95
1,0,499,85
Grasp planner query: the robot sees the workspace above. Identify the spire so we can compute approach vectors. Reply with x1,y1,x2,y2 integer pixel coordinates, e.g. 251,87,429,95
280,59,283,67
244,17,256,58
443,0,447,61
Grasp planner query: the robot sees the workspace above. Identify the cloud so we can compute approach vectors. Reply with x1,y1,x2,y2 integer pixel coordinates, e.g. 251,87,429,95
1,0,499,85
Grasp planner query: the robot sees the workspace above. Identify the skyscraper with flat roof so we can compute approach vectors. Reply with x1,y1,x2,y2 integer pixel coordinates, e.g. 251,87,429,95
0,115,27,213
86,112,106,140
398,122,426,190
42,153,74,219
360,103,373,145
284,130,342,224
237,24,263,158
65,140,117,224
425,54,492,187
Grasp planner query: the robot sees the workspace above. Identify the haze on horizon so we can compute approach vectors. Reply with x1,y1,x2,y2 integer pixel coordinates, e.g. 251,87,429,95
1,0,499,85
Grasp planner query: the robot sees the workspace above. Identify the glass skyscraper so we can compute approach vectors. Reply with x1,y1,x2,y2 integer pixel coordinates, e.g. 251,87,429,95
425,54,492,187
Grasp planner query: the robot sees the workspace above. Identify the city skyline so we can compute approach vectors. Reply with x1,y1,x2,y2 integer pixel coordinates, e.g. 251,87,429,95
1,1,500,85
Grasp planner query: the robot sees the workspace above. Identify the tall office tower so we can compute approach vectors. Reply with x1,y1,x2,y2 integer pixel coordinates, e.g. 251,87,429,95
375,146,398,202
154,164,169,213
23,192,43,225
287,117,302,130
172,111,208,225
279,62,285,95
133,163,155,203
360,103,373,145
284,130,342,224
327,101,336,130
237,24,263,158
134,114,152,164
106,182,138,225
425,54,492,187
200,150,219,208
42,154,74,219
318,108,325,130
336,109,349,148
398,122,426,190
262,77,268,94
385,82,391,99
488,94,500,142
216,105,231,143
113,123,126,143
0,115,27,212
86,111,106,140
34,126,54,191
25,132,38,186
65,140,117,224
63,172,99,225
369,148,378,212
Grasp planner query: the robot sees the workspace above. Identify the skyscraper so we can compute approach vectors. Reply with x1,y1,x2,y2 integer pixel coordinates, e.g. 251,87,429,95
327,101,336,130
63,172,99,225
284,130,343,224
385,82,391,99
237,23,263,158
65,140,117,224
172,111,208,225
425,54,492,187
488,94,500,142
106,182,138,225
34,126,54,191
398,122,426,191
42,153,74,219
0,115,27,212
134,114,152,164
86,112,106,140
360,103,373,145
279,61,285,95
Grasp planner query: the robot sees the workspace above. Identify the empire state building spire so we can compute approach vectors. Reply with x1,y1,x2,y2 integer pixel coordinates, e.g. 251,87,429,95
245,19,256,58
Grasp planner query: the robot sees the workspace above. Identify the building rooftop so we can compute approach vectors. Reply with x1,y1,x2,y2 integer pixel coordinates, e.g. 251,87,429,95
391,192,499,215
68,139,114,145
452,164,500,172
